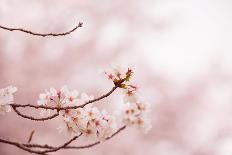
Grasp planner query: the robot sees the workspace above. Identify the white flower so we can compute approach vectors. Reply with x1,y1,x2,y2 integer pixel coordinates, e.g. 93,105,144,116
37,86,80,107
100,110,117,139
61,108,81,123
0,86,17,105
7,86,17,93
0,86,17,115
134,115,152,134
122,83,139,103
57,119,81,137
37,90,50,106
60,85,69,96
113,65,127,80
49,88,58,97
83,105,101,120
104,65,133,84
82,106,118,140
0,105,12,115
61,90,79,106
82,125,97,139
76,93,94,105
120,101,152,133
123,89,138,103
37,86,79,117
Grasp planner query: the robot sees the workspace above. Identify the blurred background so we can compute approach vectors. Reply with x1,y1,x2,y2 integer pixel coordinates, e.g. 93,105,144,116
1,0,232,155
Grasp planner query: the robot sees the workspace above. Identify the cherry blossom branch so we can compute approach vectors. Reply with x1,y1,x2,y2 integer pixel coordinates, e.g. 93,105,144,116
0,67,151,155
8,78,125,122
0,138,49,155
0,22,83,37
11,79,125,111
0,134,82,155
0,126,126,154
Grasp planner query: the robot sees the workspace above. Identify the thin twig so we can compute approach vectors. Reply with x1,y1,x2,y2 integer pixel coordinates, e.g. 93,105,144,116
0,138,47,154
28,130,35,143
0,126,126,154
12,106,59,121
0,22,82,37
24,126,126,150
35,133,83,154
64,126,126,149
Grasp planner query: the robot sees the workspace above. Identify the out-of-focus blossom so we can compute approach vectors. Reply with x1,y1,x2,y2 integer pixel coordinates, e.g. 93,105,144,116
123,84,139,103
0,86,17,115
120,102,151,134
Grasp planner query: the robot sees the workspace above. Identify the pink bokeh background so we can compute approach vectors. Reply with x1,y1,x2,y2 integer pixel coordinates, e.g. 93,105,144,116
1,0,232,155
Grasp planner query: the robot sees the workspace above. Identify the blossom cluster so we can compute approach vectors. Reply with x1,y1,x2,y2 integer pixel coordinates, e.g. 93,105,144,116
120,102,151,133
0,66,152,141
37,86,82,116
0,86,17,114
58,104,117,140
105,66,151,133
37,86,118,140
104,65,133,88
37,85,80,107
